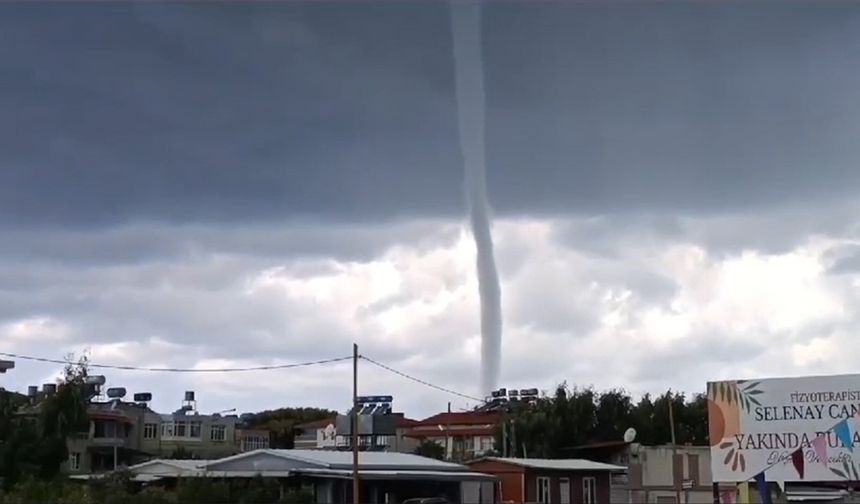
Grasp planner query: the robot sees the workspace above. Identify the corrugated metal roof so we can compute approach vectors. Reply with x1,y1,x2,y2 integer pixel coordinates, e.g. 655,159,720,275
296,468,497,481
267,449,466,470
482,457,626,472
127,458,212,475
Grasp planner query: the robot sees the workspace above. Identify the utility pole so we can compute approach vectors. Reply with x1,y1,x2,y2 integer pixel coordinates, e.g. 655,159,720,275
446,402,451,461
352,343,360,504
502,421,508,457
668,390,681,504
510,420,517,458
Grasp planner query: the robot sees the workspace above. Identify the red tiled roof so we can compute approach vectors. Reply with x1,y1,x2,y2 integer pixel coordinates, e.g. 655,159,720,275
397,416,420,428
412,411,500,426
403,427,497,439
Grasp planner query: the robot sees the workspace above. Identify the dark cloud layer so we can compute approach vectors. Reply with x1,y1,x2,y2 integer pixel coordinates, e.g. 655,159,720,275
3,2,860,229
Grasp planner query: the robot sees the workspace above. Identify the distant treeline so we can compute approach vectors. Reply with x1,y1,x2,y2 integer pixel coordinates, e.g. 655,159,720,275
496,384,708,458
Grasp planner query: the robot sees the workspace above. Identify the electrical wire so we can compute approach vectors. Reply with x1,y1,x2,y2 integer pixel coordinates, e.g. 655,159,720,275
1,350,486,403
0,351,352,373
360,354,485,403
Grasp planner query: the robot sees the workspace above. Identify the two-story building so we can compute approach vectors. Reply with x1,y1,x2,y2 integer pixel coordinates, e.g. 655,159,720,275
136,410,241,461
294,417,338,449
65,400,149,473
294,414,420,453
564,442,719,504
61,390,243,474
403,411,500,462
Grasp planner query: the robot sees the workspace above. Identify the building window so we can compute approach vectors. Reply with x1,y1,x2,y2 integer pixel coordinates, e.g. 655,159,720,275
241,435,269,451
94,420,121,439
560,478,570,504
160,420,203,440
479,436,494,454
161,422,174,437
583,476,597,504
537,476,551,504
143,423,158,439
69,452,81,471
210,424,226,442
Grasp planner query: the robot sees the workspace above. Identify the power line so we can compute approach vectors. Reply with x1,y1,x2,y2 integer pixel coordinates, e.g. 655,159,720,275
360,355,485,403
1,350,486,403
0,351,352,373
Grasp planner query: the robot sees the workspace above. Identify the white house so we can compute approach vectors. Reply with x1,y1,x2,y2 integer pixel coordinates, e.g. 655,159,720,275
120,449,496,504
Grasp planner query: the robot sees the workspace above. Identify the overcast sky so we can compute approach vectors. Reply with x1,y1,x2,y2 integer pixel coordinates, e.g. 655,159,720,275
3,1,860,419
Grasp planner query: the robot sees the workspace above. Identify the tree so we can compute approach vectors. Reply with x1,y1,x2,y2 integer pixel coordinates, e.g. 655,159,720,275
594,389,633,442
0,353,90,487
241,407,337,448
414,439,445,460
505,385,709,458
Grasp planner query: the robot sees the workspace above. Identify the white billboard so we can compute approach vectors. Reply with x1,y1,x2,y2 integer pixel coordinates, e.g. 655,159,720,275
708,374,860,483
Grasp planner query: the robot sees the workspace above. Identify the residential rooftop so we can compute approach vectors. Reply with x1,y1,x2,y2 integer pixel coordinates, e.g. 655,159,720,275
207,449,468,472
480,457,627,472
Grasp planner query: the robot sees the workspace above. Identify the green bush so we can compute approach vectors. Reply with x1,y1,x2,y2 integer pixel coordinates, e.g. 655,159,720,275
175,478,231,504
278,488,314,504
0,478,91,504
0,474,315,504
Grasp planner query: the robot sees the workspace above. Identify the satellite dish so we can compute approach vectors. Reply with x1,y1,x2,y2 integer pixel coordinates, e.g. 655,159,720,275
624,427,637,443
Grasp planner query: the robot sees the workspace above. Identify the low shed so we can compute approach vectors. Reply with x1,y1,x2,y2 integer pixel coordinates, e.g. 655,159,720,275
203,449,496,504
468,457,626,504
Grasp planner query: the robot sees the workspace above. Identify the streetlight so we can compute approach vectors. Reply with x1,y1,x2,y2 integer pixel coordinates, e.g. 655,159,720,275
0,360,13,373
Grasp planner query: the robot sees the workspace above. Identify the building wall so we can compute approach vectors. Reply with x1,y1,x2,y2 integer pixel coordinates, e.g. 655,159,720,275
469,460,526,503
390,427,420,453
66,404,147,473
236,428,270,452
316,423,337,448
609,445,714,504
469,461,614,504
524,472,611,504
417,434,495,461
137,411,240,460
295,423,420,454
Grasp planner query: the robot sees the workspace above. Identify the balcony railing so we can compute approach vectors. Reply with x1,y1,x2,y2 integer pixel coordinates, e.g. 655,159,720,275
88,437,126,448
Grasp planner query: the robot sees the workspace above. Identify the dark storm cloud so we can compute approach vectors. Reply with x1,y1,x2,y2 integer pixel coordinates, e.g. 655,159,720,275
2,2,860,228
0,2,463,227
0,220,458,266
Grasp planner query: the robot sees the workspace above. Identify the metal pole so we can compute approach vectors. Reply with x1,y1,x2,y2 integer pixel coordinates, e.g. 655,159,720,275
352,343,360,504
502,420,508,457
668,391,681,504
510,420,517,458
446,402,451,461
